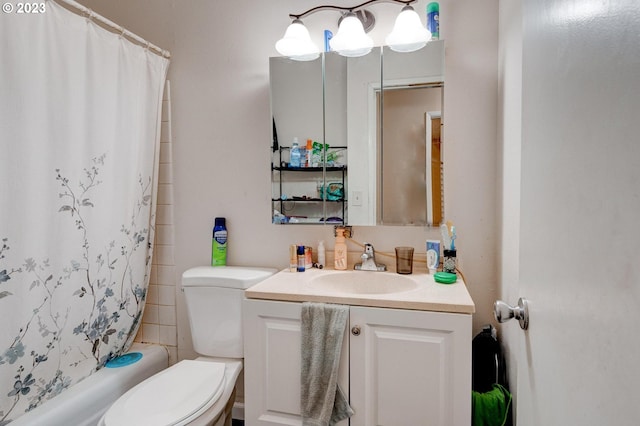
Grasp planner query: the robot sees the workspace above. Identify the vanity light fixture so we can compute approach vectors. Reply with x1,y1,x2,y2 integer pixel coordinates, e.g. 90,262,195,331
386,4,432,52
275,19,321,61
276,0,431,61
329,11,374,57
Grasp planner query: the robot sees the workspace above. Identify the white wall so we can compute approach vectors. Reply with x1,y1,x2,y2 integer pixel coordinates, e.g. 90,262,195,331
135,82,179,365
77,0,499,361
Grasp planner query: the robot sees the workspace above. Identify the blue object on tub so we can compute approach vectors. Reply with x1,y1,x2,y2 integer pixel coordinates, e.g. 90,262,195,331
105,352,143,368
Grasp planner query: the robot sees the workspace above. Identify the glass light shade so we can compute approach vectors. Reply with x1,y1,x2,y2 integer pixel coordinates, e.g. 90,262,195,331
385,6,431,53
275,19,320,61
329,13,374,57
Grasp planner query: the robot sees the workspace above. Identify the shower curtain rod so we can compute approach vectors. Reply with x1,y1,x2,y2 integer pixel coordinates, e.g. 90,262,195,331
53,0,171,59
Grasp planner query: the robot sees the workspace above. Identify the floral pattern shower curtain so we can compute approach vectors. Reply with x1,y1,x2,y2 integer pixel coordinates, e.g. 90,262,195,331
0,1,169,422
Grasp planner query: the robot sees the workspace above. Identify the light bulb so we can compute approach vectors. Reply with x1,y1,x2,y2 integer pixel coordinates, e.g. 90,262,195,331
275,19,320,61
385,6,431,53
329,12,373,57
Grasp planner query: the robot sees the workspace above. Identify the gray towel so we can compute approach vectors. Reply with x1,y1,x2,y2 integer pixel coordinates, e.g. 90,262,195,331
301,302,354,426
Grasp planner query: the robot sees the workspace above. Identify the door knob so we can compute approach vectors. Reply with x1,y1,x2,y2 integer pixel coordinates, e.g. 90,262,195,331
494,298,529,330
351,325,361,336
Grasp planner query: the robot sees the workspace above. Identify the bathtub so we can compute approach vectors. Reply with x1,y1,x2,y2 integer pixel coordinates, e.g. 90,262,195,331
10,343,169,426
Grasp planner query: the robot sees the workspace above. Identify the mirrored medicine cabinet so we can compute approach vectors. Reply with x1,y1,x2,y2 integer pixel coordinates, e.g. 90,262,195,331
270,40,445,226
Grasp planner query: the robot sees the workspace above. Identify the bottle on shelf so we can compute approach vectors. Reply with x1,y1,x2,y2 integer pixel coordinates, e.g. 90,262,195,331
305,139,313,167
311,140,321,167
289,137,301,168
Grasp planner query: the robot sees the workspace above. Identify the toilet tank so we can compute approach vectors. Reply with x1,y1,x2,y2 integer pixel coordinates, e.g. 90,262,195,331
182,266,277,358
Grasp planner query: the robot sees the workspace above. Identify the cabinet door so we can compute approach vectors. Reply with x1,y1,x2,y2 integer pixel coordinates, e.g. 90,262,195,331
243,299,349,426
349,306,472,426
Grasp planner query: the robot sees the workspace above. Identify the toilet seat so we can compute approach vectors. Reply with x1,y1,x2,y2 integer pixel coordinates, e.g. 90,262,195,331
102,360,226,426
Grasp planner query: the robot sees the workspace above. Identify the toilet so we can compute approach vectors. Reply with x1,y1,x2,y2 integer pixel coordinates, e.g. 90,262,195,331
99,266,277,426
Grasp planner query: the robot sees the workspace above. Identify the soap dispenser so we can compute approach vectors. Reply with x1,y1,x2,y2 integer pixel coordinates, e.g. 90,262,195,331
334,228,347,270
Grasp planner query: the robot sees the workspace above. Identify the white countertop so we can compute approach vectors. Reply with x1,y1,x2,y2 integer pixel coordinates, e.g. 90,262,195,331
245,268,475,314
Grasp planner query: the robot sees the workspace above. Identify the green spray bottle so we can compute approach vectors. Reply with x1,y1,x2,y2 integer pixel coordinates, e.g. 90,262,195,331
212,217,227,266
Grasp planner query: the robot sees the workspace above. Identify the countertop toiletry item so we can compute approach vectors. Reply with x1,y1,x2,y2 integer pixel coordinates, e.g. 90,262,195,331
395,246,414,274
305,246,313,269
317,240,326,268
440,223,451,250
427,2,439,40
426,239,440,274
450,226,457,250
334,228,347,270
290,138,301,168
211,217,227,266
290,244,297,272
297,245,306,272
434,271,457,284
443,249,457,274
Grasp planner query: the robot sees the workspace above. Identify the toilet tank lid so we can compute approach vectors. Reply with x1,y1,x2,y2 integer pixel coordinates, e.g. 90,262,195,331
182,266,277,289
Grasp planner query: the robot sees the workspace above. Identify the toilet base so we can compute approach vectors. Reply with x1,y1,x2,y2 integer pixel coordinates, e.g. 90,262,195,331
188,383,236,426
188,386,236,426
189,357,241,426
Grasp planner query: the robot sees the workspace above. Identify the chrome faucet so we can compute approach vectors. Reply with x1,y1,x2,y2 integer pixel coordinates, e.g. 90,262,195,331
354,243,387,271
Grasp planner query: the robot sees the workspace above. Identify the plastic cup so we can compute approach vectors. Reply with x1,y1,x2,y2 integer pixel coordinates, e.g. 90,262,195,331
395,247,414,274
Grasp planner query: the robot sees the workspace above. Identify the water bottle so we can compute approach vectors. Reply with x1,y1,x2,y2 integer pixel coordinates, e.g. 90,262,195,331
289,138,301,168
212,217,227,266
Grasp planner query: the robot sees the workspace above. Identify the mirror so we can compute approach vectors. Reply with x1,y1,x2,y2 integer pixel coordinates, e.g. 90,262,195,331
377,45,444,226
270,55,348,225
270,40,445,226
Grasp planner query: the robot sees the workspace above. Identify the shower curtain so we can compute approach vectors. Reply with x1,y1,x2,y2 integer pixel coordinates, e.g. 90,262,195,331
0,1,169,423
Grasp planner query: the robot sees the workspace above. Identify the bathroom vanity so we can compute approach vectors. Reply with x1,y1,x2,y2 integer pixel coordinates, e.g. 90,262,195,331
242,269,475,425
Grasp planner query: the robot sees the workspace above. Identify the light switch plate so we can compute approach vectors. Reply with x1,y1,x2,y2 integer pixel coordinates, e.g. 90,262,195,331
352,190,363,206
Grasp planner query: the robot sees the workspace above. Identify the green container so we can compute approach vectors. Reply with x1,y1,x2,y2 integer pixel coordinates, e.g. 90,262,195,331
212,217,227,266
427,2,439,40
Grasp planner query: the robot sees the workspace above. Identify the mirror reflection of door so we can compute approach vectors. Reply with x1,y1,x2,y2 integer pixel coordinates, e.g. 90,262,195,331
427,112,442,226
377,84,443,225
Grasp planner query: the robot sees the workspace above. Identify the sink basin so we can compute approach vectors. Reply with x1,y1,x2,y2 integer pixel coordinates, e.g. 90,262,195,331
308,271,419,295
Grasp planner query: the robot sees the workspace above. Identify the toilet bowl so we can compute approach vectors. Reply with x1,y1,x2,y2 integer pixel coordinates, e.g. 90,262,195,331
99,266,276,426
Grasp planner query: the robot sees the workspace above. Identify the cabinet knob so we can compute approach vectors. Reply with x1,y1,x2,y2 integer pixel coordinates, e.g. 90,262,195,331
351,325,361,336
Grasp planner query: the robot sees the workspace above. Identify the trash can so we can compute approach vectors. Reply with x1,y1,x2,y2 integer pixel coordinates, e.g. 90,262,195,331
472,325,512,426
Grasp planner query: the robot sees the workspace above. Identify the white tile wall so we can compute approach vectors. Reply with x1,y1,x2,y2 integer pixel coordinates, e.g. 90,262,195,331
135,81,178,365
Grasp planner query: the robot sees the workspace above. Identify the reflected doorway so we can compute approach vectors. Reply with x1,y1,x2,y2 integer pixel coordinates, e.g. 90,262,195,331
377,85,443,226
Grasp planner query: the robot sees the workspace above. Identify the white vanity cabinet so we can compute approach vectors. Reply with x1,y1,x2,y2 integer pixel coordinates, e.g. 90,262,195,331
243,298,472,426
349,305,471,426
243,299,349,426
